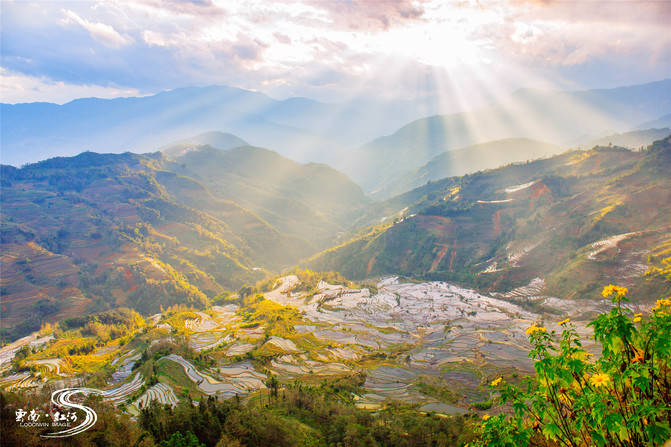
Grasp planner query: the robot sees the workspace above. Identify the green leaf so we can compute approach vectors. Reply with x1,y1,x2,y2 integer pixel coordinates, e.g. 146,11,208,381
542,423,560,440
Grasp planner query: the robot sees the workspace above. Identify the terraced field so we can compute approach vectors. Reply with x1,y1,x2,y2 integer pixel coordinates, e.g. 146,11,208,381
162,354,266,398
269,355,350,379
0,275,627,416
184,312,220,332
29,358,66,376
0,333,53,369
224,342,256,357
255,276,617,412
189,332,231,351
133,382,179,409
0,372,37,391
110,352,141,384
101,373,144,404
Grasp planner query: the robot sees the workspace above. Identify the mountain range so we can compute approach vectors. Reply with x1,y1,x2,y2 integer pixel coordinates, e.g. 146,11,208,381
370,138,561,198
3,79,670,179
160,131,249,158
0,87,444,167
582,127,671,150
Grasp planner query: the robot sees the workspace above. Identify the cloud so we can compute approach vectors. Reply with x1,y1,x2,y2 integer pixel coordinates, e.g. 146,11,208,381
0,68,142,104
305,0,426,31
61,9,133,48
130,0,226,17
273,33,291,45
142,30,170,47
484,0,671,66
1,0,669,104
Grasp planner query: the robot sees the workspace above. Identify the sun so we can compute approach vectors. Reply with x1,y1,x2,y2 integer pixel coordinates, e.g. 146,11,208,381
376,23,485,70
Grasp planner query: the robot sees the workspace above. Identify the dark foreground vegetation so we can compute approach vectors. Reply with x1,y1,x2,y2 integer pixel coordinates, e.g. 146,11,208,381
1,375,474,447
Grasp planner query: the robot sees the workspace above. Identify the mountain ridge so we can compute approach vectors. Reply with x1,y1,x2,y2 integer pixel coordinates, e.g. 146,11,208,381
371,138,561,199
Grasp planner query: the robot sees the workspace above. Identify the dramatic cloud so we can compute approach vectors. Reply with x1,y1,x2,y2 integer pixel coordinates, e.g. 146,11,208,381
1,0,669,104
307,0,426,31
61,9,133,48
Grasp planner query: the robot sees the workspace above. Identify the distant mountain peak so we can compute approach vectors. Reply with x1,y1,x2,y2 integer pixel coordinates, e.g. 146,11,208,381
161,131,248,158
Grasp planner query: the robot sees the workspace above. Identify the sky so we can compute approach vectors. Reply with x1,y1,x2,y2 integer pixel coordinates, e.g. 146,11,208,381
1,0,670,107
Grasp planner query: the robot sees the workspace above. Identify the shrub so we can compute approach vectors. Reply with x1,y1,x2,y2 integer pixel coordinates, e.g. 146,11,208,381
475,285,671,446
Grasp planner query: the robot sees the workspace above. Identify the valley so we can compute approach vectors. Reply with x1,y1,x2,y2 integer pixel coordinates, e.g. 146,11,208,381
1,129,669,447
2,136,669,401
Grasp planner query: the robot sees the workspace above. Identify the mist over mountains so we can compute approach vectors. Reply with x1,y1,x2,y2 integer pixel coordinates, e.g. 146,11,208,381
3,79,670,177
0,86,444,168
342,79,671,193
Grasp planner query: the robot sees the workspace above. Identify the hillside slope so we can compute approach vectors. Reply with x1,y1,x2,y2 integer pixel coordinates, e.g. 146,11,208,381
170,145,370,247
308,137,671,301
373,138,560,198
584,128,671,149
0,144,371,340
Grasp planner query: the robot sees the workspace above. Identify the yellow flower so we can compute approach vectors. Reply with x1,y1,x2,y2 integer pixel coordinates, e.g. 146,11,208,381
558,392,571,405
558,318,570,326
633,317,641,323
634,313,642,317
602,285,628,299
482,414,491,421
525,325,547,336
652,298,671,311
589,373,611,388
490,377,503,387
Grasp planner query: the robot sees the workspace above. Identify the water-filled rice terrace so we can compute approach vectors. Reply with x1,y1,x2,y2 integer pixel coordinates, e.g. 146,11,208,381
1,275,620,416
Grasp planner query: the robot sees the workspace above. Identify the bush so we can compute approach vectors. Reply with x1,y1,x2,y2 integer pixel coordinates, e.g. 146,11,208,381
475,285,671,446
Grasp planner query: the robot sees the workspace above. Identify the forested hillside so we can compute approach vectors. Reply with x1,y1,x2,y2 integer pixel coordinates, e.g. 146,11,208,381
0,147,366,341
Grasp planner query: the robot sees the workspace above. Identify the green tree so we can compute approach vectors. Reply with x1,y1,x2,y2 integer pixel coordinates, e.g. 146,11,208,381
160,431,205,447
266,373,279,400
